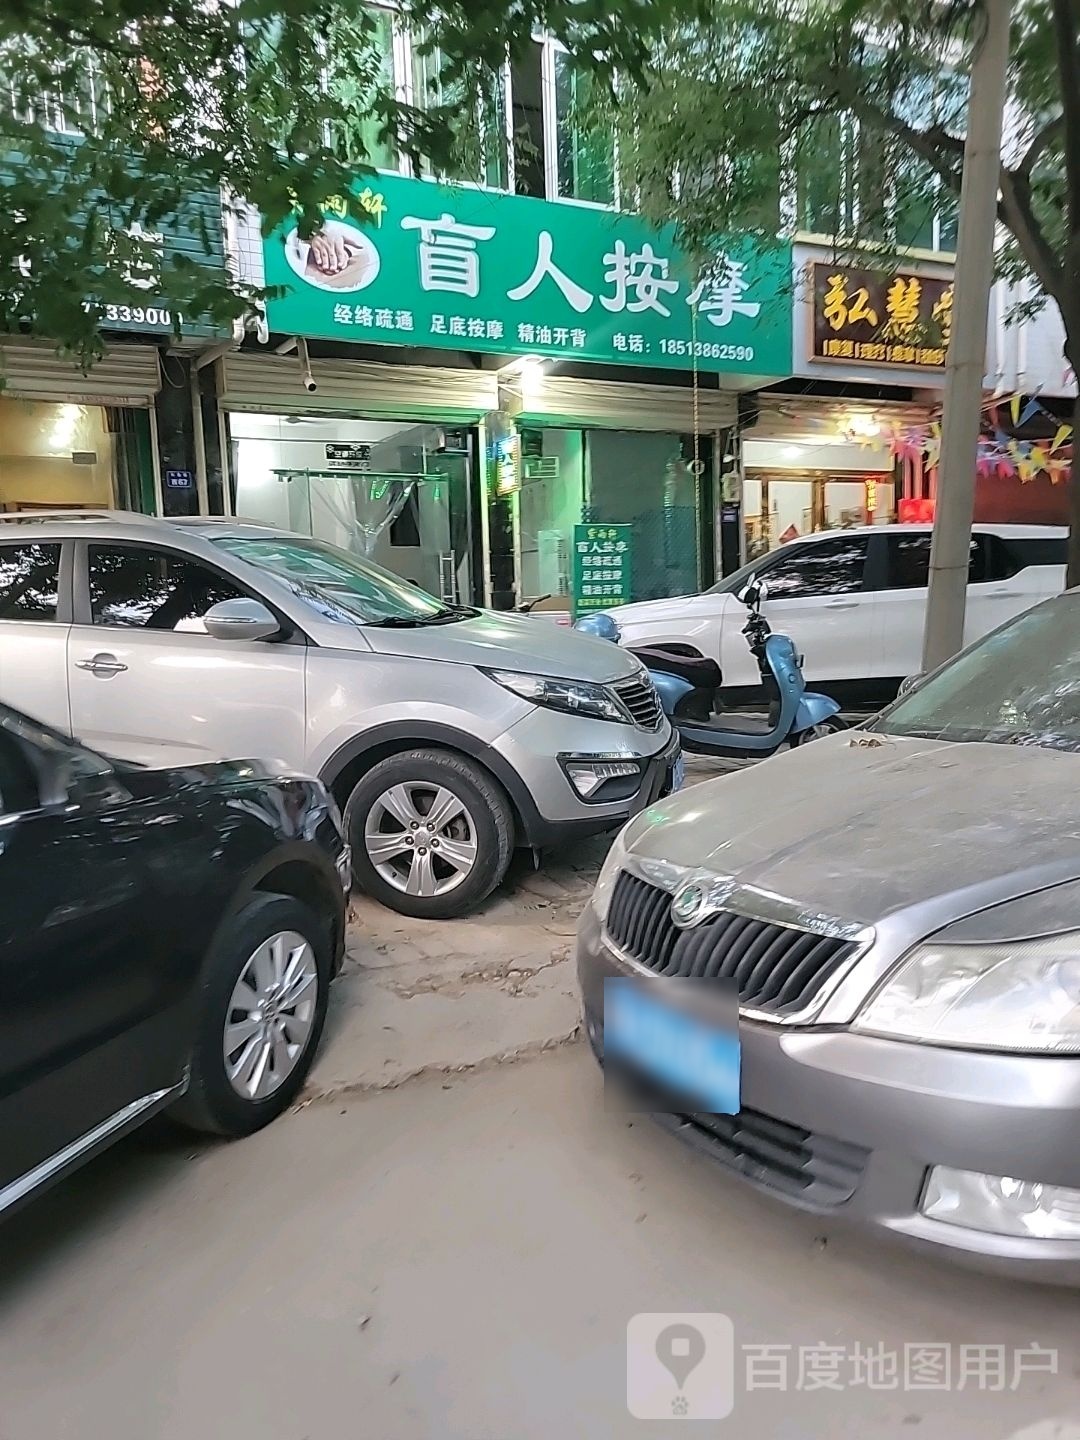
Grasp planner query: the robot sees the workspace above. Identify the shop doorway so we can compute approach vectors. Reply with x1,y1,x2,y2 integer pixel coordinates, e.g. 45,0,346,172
0,397,156,515
229,413,481,603
743,471,893,561
512,426,714,609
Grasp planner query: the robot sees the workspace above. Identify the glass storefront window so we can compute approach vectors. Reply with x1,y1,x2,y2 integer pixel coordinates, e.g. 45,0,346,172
513,427,707,605
517,428,586,604
0,396,155,514
742,472,894,556
230,413,478,603
553,51,615,205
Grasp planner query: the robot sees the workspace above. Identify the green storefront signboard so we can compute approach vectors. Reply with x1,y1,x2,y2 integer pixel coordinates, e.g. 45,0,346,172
573,524,632,617
263,174,792,376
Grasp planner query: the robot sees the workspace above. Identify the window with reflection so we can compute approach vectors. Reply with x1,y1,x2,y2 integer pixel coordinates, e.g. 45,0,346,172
760,536,869,598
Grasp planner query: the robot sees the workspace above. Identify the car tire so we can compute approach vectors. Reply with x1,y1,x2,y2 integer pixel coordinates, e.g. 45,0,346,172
346,748,514,919
170,893,331,1137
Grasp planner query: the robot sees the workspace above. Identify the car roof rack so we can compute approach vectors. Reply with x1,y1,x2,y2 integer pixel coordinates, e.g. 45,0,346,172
0,509,163,525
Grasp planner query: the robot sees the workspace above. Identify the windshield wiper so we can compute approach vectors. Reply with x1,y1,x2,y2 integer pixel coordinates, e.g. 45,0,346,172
366,606,478,628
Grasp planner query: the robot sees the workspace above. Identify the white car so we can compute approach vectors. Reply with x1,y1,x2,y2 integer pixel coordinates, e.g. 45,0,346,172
607,523,1067,709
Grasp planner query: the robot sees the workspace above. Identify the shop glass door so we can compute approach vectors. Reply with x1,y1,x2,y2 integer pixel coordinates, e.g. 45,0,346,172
230,413,478,602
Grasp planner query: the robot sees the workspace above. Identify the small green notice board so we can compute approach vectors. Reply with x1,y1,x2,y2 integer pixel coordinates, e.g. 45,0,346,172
572,524,633,618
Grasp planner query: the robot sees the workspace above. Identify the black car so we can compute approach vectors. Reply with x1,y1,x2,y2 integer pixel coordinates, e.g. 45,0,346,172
0,703,349,1216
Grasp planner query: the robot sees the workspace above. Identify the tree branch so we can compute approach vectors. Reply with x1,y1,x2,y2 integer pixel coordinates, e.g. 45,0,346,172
998,165,1066,302
1018,115,1064,179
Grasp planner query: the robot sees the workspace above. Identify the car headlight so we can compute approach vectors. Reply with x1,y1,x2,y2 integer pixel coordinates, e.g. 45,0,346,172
855,933,1080,1052
592,823,631,926
486,669,627,723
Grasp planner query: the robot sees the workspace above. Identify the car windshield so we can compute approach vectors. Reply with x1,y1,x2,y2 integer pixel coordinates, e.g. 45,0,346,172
871,592,1080,752
210,535,475,627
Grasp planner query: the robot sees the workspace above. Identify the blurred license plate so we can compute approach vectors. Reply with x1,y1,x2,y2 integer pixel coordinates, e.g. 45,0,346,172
604,981,739,1114
670,754,686,792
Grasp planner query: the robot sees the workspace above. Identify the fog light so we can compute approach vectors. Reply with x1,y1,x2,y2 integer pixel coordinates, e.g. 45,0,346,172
922,1165,1080,1239
565,760,640,798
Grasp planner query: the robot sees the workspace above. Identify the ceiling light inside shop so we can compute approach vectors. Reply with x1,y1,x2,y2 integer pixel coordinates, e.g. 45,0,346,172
783,445,802,459
48,404,81,453
843,412,880,441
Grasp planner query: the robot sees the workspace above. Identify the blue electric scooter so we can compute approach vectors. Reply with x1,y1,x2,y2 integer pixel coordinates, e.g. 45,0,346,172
577,580,843,760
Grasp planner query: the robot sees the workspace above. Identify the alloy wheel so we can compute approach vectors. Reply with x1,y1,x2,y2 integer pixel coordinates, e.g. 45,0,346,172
364,781,479,897
223,929,319,1101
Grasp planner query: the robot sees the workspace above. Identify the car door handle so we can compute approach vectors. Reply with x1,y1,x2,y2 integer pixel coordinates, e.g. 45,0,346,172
75,653,128,677
824,601,859,610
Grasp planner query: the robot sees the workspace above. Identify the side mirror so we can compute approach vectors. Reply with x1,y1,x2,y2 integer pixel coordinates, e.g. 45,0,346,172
897,674,921,698
203,597,281,642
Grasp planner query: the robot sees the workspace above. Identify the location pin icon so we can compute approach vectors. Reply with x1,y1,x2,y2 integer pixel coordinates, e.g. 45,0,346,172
655,1322,707,1393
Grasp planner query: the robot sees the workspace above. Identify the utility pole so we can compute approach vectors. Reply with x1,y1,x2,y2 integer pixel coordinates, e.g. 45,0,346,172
921,0,1012,673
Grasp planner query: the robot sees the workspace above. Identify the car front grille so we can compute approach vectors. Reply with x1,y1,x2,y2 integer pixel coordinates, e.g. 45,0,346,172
660,1107,868,1207
611,675,663,731
606,871,860,1018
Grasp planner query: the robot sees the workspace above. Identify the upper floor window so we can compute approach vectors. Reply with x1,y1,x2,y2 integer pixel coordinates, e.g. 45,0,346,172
795,110,958,255
327,4,398,171
411,36,509,190
3,48,108,137
553,52,615,205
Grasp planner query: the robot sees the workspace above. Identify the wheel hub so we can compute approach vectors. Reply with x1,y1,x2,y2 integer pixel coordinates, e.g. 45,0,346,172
223,930,319,1102
364,781,479,898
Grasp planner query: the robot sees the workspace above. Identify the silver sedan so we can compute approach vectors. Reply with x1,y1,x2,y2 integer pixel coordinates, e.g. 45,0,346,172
577,589,1080,1281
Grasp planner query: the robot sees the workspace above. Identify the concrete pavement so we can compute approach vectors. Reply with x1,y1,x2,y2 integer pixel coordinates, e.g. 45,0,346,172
2,1048,1078,1439
4,758,1079,1437
306,756,736,1098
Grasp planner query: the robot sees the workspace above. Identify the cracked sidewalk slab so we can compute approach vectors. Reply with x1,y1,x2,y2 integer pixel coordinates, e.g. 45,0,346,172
303,840,607,1099
301,759,724,1101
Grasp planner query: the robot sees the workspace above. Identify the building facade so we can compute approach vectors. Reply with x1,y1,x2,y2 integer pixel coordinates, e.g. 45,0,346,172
9,11,1075,611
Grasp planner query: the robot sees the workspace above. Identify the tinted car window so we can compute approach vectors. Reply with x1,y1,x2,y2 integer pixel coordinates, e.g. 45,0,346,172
760,535,868,598
89,545,245,631
0,542,61,621
885,533,987,589
997,536,1068,575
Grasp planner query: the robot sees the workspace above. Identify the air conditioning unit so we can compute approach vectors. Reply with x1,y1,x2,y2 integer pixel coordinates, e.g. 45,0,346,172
524,455,560,482
537,529,569,595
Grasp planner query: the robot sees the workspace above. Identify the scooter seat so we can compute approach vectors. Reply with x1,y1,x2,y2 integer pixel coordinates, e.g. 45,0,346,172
632,647,723,691
682,712,775,735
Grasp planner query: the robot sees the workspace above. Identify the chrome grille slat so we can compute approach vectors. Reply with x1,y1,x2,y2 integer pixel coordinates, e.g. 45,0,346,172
606,871,859,1019
611,675,663,731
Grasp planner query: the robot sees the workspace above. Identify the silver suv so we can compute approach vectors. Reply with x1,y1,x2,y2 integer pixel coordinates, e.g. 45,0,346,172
0,512,678,917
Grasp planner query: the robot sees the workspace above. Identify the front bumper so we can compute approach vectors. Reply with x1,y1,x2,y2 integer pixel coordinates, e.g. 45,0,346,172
490,708,680,848
577,902,1080,1282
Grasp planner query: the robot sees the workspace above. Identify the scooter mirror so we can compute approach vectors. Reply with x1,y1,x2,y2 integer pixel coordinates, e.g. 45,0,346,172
739,578,768,607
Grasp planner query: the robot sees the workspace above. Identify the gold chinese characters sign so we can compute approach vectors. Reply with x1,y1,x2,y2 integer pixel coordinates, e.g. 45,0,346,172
810,264,953,370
